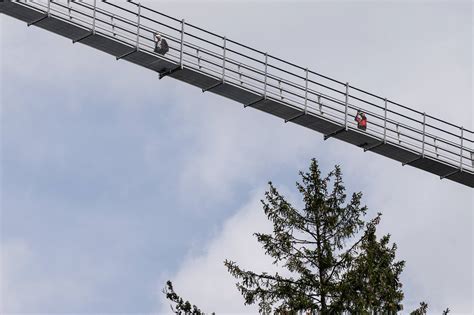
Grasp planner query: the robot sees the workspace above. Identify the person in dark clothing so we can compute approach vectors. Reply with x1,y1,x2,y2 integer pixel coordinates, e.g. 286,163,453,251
355,110,367,130
154,33,169,55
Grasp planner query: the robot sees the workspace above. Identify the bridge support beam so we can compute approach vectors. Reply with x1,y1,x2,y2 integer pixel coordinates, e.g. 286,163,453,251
202,82,223,93
116,49,137,60
440,169,461,180
402,155,422,166
364,141,385,152
285,112,305,123
28,15,48,26
72,32,93,44
244,98,265,108
159,66,182,79
324,127,346,141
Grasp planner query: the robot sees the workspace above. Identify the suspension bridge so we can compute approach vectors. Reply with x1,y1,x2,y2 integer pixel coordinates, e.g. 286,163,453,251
2,0,473,188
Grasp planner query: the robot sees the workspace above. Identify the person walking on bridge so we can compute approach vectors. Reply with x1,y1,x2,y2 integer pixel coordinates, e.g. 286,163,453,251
355,110,367,130
154,33,169,55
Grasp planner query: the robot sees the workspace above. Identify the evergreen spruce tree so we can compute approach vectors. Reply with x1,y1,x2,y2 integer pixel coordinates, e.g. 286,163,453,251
410,302,428,315
409,302,450,315
163,280,208,315
225,159,405,313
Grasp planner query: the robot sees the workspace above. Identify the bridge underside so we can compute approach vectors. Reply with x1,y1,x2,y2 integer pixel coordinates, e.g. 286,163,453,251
2,1,472,188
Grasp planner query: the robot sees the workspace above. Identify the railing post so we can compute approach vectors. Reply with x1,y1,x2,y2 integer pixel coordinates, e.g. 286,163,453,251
111,15,115,37
238,63,242,84
180,19,185,69
421,112,426,158
318,95,322,115
459,126,464,171
304,68,309,114
92,0,97,34
344,82,349,130
383,98,388,143
396,124,401,143
135,3,141,50
67,0,71,19
197,49,201,69
47,0,51,17
263,53,268,99
222,37,226,82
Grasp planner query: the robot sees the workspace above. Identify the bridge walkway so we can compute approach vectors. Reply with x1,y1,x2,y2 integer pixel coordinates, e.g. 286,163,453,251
2,0,473,187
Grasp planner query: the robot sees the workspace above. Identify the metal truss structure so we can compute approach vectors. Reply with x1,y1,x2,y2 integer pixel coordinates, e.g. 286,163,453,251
2,0,473,187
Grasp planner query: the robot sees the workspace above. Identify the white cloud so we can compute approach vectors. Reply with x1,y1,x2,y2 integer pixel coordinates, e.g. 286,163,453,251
366,166,472,313
0,237,103,313
0,239,31,312
176,92,319,207
0,238,91,313
157,187,290,314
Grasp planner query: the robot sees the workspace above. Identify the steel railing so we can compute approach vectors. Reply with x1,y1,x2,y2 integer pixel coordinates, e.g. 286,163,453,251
14,0,474,175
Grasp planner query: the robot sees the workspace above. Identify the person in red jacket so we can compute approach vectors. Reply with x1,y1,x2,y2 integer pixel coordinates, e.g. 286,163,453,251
355,111,367,130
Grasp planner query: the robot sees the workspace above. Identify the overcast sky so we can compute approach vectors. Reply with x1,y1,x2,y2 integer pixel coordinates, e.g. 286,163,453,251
1,1,472,314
